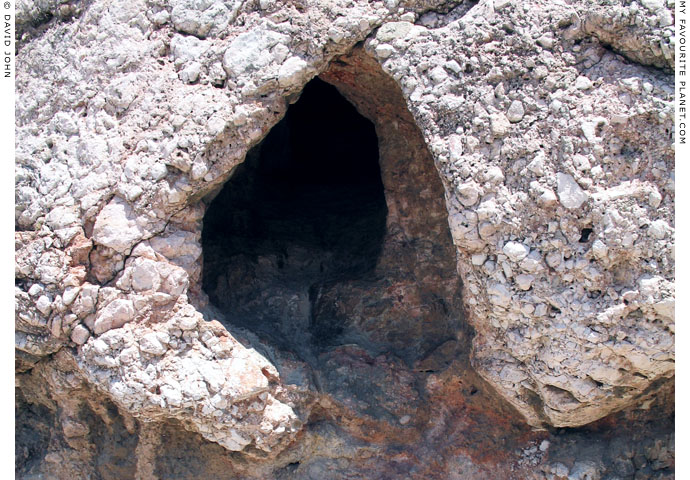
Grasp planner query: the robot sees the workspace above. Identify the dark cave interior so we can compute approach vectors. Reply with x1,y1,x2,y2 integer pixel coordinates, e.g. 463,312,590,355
202,78,388,354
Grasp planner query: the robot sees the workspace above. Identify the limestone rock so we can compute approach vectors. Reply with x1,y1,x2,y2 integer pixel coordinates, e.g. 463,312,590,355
92,197,148,254
557,173,589,210
14,0,675,476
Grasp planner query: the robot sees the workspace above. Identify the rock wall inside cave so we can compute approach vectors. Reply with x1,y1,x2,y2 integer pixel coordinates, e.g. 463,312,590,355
15,0,675,478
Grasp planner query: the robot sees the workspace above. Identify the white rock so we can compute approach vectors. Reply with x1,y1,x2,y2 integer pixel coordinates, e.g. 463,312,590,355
448,134,464,162
161,266,189,297
92,197,147,254
557,173,589,209
218,430,252,451
487,283,512,308
649,219,669,239
574,76,593,90
581,117,608,145
45,206,79,230
62,286,80,305
649,189,663,208
653,299,674,320
223,28,287,77
105,73,140,113
130,259,161,292
328,27,345,43
503,241,529,262
429,66,449,84
545,251,562,268
93,299,135,335
484,166,505,184
572,154,591,171
52,112,79,136
527,152,546,176
472,253,487,266
638,276,664,298
640,0,665,11
515,274,534,290
170,0,239,37
520,255,544,273
140,332,167,355
490,113,511,137
537,33,554,49
539,189,558,207
506,100,525,123
36,295,52,316
71,324,91,345
178,315,199,331
160,383,183,407
499,364,528,383
375,44,395,59
591,240,608,259
170,34,210,65
444,60,462,74
199,363,226,392
179,62,201,83
278,56,310,88
376,21,412,42
457,181,480,206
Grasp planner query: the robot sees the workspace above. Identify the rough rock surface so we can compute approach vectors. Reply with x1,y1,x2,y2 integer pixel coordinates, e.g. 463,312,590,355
15,0,674,477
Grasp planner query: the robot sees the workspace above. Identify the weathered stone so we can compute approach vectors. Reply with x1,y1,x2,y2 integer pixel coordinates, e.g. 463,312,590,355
139,332,167,355
557,173,589,210
503,242,529,262
376,21,412,42
70,324,91,345
93,299,135,335
506,100,525,123
14,0,675,475
92,197,147,254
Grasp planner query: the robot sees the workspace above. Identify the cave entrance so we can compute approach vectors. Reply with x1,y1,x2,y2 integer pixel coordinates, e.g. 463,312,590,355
202,48,465,365
202,78,387,354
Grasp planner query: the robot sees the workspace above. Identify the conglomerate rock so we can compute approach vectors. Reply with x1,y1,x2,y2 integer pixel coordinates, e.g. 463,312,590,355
15,0,674,477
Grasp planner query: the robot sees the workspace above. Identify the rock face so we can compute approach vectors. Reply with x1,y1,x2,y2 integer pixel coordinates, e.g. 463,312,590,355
15,0,674,478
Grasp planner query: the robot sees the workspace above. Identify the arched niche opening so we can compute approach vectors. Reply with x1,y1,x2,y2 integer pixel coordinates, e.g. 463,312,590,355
202,48,467,366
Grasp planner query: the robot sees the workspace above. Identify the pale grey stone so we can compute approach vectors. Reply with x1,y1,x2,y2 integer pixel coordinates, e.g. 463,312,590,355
575,76,593,90
92,197,147,254
376,21,412,42
429,66,449,84
375,44,395,59
93,299,135,335
179,62,201,83
649,219,669,239
36,295,52,316
506,100,524,123
557,173,589,209
490,113,511,137
278,56,310,88
223,28,288,77
140,332,167,355
71,325,91,345
487,283,512,308
503,241,529,262
515,274,534,291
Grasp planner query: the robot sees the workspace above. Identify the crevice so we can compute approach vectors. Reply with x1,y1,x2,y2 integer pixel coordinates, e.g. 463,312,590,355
16,0,94,52
416,0,480,29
